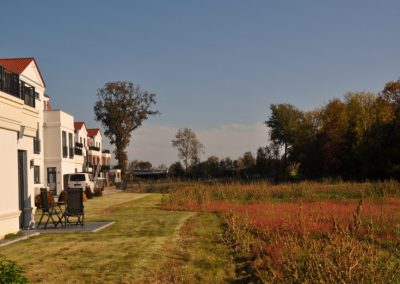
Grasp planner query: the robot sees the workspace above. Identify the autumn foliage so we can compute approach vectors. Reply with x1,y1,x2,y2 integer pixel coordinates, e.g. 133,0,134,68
163,181,400,282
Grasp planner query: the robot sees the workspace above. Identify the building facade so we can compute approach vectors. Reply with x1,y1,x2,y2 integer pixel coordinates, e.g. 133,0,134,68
0,58,46,236
0,57,111,238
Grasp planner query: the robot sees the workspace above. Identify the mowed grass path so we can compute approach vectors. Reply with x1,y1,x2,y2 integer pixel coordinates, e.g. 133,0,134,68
0,192,195,283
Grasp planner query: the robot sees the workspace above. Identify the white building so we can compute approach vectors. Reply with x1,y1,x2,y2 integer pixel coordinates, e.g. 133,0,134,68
87,128,102,174
0,58,45,237
74,122,88,171
43,107,85,195
0,57,112,238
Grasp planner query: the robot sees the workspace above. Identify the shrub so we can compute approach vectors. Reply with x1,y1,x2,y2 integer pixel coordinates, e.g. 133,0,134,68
34,192,55,209
58,190,67,202
0,255,27,284
59,190,88,202
94,187,103,197
85,186,94,199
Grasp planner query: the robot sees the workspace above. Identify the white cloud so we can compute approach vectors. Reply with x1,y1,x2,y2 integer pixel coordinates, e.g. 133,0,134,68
107,122,270,167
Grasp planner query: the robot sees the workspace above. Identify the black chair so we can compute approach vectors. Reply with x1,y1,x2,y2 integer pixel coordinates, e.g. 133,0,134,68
64,188,85,227
37,188,63,229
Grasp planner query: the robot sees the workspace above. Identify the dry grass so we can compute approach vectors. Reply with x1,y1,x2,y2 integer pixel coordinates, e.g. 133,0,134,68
162,181,400,282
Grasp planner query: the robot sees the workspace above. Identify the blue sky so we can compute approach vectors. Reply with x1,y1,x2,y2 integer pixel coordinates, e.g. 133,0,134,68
2,1,400,165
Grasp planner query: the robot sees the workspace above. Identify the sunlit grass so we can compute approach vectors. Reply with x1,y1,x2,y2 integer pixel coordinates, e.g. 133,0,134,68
1,193,194,283
142,212,238,283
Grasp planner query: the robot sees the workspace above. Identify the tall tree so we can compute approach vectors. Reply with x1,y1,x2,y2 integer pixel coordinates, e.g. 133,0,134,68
172,128,204,171
265,104,304,178
94,81,159,168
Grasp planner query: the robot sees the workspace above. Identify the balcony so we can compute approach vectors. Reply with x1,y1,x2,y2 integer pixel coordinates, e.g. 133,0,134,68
75,142,83,148
89,146,100,151
102,149,110,154
102,165,111,171
0,65,36,108
33,138,41,154
74,147,83,156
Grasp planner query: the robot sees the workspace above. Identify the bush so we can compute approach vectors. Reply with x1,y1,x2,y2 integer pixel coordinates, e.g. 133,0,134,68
58,190,88,203
0,255,27,284
58,190,67,202
34,192,55,209
94,187,103,197
85,186,94,199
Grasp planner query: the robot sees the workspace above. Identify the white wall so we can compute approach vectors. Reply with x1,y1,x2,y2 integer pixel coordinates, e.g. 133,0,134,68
43,110,85,194
0,128,19,237
0,60,45,237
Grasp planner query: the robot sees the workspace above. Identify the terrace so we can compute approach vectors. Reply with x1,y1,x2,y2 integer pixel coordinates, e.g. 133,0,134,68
89,146,100,152
0,65,36,108
74,147,83,156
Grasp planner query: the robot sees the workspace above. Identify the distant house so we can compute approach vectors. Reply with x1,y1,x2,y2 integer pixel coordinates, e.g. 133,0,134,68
74,121,88,171
0,58,46,236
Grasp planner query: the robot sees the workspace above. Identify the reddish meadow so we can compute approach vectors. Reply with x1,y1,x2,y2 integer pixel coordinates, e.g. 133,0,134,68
163,181,400,282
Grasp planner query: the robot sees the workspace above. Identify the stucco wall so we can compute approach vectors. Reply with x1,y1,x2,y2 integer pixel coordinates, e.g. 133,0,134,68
0,128,19,237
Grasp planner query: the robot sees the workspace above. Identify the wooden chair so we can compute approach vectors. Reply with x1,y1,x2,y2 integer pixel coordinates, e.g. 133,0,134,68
64,188,85,227
37,188,62,229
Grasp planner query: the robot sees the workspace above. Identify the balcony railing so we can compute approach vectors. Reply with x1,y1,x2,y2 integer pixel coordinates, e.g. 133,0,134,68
102,149,110,154
102,165,110,171
75,142,83,148
89,146,100,151
33,138,41,154
75,147,83,156
0,65,36,108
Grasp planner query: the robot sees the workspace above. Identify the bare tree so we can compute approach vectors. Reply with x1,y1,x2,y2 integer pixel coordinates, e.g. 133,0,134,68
172,128,204,172
94,81,159,169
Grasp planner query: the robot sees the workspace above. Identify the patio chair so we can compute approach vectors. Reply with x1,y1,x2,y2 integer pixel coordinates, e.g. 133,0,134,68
37,188,63,229
64,188,85,227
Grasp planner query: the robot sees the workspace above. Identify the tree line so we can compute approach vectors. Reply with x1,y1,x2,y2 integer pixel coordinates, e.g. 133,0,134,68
169,79,400,181
266,79,400,180
94,79,400,182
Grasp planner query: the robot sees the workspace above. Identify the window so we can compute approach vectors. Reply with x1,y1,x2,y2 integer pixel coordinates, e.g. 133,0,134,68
33,124,40,154
69,174,86,181
33,131,40,154
68,132,74,158
62,131,67,157
34,166,40,184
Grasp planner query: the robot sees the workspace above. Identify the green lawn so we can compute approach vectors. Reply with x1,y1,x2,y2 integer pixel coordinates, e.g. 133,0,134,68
0,192,237,283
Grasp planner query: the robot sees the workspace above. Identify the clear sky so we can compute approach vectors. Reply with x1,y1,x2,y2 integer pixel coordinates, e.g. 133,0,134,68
2,1,400,166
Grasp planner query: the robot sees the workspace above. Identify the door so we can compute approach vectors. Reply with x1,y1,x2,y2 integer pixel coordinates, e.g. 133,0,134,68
47,167,57,195
18,150,28,229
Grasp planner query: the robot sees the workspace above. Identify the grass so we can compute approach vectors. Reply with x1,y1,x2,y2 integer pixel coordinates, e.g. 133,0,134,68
0,192,199,283
142,212,238,283
162,181,400,282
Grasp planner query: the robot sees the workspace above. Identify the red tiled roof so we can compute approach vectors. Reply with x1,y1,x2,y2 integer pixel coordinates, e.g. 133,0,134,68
74,122,85,130
0,57,46,87
87,128,100,137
